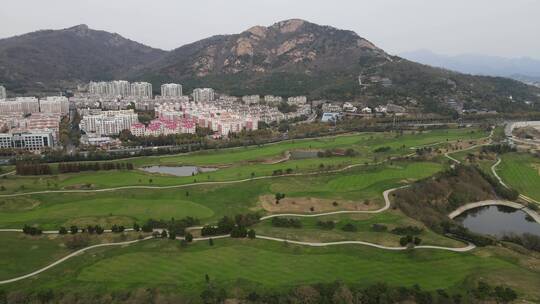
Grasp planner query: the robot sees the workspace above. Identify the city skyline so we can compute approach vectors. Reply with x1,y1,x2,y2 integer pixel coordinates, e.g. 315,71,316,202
1,0,539,60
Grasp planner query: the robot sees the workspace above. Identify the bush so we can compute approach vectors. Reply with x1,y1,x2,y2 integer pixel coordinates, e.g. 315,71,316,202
317,221,335,230
22,225,42,236
391,226,423,236
271,217,302,228
371,224,388,232
341,223,358,232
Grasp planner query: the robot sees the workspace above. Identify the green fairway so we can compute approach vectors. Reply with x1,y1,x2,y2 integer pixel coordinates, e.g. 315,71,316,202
497,152,540,202
3,238,538,298
0,128,486,194
0,233,69,281
253,211,464,247
0,161,443,229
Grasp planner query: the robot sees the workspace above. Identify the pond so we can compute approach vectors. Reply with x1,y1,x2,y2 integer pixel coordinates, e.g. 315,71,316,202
141,166,218,177
455,205,540,238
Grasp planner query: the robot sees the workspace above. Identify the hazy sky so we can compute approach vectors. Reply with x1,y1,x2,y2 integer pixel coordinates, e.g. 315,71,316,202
1,0,539,59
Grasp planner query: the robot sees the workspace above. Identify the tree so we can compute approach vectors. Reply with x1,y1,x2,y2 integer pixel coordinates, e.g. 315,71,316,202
133,223,140,232
58,227,68,235
160,230,168,238
70,225,78,234
168,230,177,240
185,232,193,242
248,229,256,239
208,238,214,246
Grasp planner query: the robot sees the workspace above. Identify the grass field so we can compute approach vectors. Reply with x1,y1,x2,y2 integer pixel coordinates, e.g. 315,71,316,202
253,210,464,247
0,161,443,229
497,152,540,202
0,233,69,281
3,238,539,300
0,128,487,194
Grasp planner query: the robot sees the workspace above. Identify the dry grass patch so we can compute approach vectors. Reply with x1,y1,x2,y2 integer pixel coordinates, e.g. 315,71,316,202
259,195,373,213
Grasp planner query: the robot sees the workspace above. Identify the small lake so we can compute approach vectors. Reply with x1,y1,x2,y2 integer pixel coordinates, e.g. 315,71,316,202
455,205,540,238
290,151,319,160
141,166,218,177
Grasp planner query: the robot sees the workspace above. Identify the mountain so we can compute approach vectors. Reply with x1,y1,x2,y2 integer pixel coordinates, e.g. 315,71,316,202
134,19,540,112
400,50,540,80
1,20,539,113
0,24,166,94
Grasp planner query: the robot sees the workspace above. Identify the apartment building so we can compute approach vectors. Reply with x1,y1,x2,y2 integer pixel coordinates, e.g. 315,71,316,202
0,97,40,114
88,80,131,97
0,130,55,151
39,96,69,115
160,83,183,98
79,109,139,136
192,88,215,102
131,82,153,98
242,95,260,105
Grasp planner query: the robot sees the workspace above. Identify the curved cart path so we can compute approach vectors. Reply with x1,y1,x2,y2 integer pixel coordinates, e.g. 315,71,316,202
0,185,475,285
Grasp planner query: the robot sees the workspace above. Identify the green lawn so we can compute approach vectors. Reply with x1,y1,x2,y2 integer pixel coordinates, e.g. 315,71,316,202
0,233,69,281
0,128,486,194
497,152,540,202
0,161,443,229
3,238,538,300
253,210,464,248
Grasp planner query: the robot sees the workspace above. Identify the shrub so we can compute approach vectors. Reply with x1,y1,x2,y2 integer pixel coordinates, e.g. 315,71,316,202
341,223,358,232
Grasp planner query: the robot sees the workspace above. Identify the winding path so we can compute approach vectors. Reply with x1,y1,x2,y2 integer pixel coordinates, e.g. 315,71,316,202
491,158,539,205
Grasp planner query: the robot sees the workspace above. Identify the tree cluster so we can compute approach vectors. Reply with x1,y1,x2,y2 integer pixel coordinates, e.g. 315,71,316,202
15,163,51,175
391,226,423,236
58,162,134,173
201,213,260,237
22,225,42,235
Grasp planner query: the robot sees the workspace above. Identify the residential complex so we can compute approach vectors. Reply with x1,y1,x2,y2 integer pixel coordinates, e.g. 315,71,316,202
160,83,183,98
79,109,139,136
88,80,152,98
192,88,215,102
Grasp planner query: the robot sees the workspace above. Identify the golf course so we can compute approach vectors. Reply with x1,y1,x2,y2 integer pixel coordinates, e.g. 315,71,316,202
1,127,540,302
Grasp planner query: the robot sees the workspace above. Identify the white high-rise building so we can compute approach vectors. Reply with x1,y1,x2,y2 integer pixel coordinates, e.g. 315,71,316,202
161,83,183,98
131,82,153,98
39,96,69,115
0,85,6,100
0,97,40,114
79,109,139,136
89,80,131,97
192,88,215,102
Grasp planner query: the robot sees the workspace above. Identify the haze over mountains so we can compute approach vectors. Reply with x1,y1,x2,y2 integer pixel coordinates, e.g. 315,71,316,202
0,19,539,113
400,49,540,84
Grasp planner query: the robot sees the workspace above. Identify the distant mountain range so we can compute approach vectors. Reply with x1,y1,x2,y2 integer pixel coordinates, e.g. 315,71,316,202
0,20,539,113
0,24,166,94
400,49,540,85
